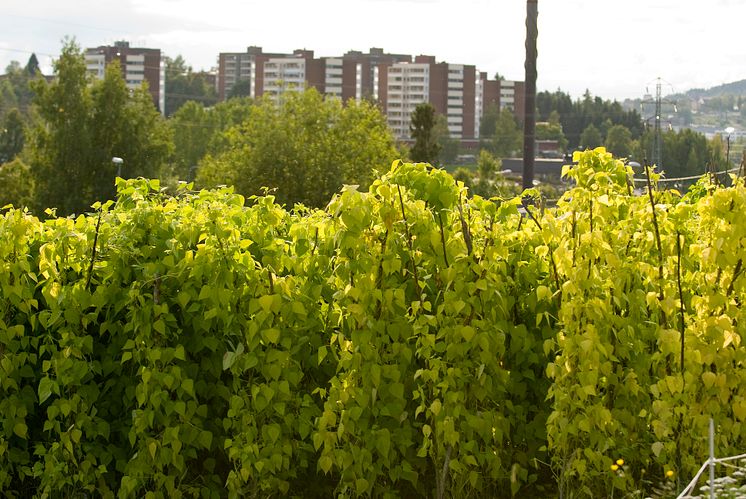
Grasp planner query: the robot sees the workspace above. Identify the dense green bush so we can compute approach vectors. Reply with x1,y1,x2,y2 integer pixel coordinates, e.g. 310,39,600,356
1,149,746,497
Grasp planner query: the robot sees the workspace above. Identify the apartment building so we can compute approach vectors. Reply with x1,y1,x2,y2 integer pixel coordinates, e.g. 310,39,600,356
262,50,325,102
218,46,410,103
340,48,411,102
385,62,430,138
216,45,522,142
85,41,164,113
217,46,289,100
477,72,526,135
385,56,480,141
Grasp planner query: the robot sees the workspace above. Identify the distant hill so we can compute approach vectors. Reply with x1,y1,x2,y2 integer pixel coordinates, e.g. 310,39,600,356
671,79,746,100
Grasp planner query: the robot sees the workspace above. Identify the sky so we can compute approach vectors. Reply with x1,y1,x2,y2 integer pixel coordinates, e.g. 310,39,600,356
2,0,745,101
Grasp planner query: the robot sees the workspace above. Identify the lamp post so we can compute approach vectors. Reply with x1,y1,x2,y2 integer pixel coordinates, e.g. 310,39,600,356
112,157,123,178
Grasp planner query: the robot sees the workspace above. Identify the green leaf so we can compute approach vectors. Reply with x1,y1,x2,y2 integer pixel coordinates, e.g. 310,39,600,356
13,422,27,439
389,382,404,400
317,346,327,365
258,295,275,313
319,455,333,474
262,328,280,344
376,429,390,458
199,430,213,449
38,377,54,404
461,326,476,342
356,478,369,495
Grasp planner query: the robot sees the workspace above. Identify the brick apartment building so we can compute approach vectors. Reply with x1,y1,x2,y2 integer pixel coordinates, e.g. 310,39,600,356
85,41,165,113
217,46,522,141
217,47,410,102
384,56,477,140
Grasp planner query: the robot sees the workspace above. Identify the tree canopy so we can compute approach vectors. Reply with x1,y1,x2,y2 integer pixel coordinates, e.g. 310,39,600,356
432,114,459,165
26,40,172,215
409,102,441,164
169,97,256,181
479,104,521,158
0,108,25,164
537,89,642,149
604,124,633,158
164,55,218,116
580,123,603,149
197,89,398,208
0,54,42,119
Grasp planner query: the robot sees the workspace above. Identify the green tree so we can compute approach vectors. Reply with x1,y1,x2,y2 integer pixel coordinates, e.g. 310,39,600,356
169,97,255,181
409,102,441,164
472,149,502,197
451,166,474,190
228,80,252,99
433,114,459,164
537,89,642,149
580,123,602,149
197,88,397,208
1,55,42,119
0,108,25,163
482,109,521,158
164,55,218,116
631,128,711,177
27,40,172,214
0,158,34,207
479,102,500,139
536,120,568,152
604,124,633,158
25,53,40,76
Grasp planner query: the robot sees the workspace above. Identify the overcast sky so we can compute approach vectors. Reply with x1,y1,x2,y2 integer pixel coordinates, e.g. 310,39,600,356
2,0,744,101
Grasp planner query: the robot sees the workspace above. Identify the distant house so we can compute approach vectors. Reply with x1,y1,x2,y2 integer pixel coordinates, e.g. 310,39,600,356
537,139,562,158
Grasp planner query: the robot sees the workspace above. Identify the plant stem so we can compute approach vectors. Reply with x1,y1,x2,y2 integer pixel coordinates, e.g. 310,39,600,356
85,210,102,290
438,211,449,268
645,164,666,312
727,258,743,297
397,185,421,298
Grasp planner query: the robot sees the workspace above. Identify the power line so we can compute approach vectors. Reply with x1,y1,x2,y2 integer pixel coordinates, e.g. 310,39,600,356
631,166,740,183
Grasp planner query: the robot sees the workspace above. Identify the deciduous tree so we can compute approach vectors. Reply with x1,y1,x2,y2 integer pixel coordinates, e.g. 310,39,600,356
0,108,25,163
604,124,632,158
164,55,218,116
480,108,522,158
197,89,397,208
580,123,602,149
27,40,172,215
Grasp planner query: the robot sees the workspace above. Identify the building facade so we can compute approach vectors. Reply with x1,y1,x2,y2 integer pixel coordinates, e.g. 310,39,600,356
85,41,164,113
216,45,522,142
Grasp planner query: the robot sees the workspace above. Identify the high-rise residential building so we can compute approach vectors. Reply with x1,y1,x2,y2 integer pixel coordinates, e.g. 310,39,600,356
262,50,325,102
216,45,522,142
85,41,164,113
385,61,430,139
217,46,288,101
385,56,479,140
478,72,526,133
340,48,411,102
218,46,410,103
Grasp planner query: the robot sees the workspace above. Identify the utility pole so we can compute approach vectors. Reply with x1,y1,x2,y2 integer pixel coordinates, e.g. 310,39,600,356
522,0,538,191
641,78,676,171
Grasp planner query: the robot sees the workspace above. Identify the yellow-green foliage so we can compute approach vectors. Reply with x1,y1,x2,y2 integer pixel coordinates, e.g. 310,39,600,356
1,148,746,498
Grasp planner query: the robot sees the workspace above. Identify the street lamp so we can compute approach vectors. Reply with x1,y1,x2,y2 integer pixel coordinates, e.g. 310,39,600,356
112,157,123,178
725,127,735,168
